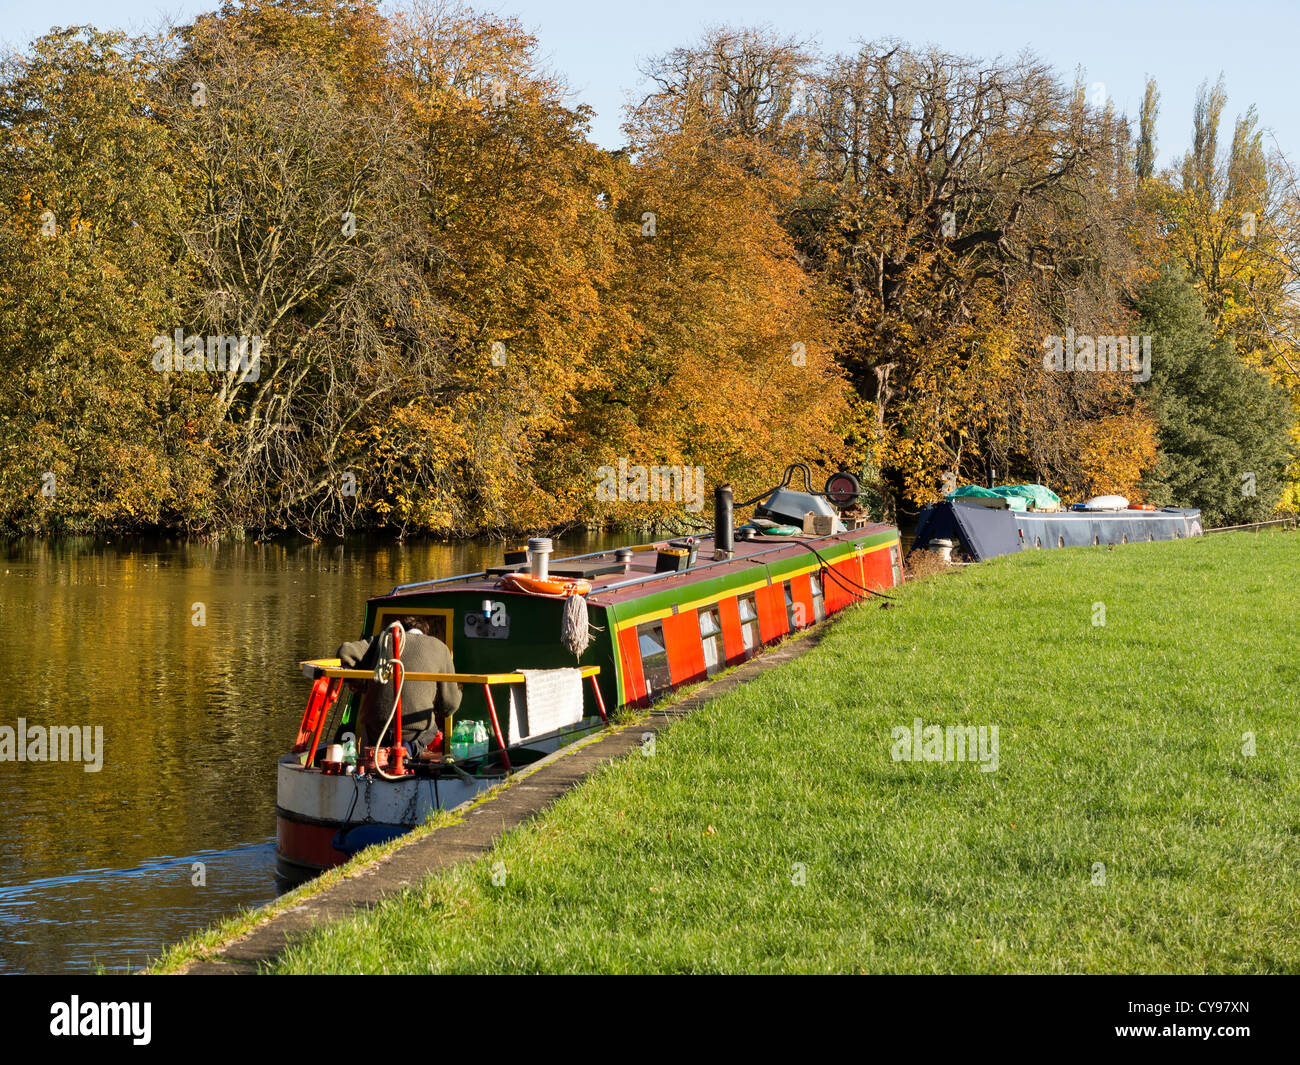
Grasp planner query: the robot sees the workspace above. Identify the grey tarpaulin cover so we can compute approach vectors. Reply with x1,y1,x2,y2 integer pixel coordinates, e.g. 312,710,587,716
911,502,1202,561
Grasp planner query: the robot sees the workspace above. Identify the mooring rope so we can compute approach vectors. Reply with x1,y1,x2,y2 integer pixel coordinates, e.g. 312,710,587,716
805,542,898,602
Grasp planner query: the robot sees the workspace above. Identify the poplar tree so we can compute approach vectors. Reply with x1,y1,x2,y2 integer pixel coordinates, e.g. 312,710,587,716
1135,76,1159,180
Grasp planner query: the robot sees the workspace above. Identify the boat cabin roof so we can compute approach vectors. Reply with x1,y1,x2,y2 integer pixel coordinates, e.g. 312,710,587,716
377,524,898,609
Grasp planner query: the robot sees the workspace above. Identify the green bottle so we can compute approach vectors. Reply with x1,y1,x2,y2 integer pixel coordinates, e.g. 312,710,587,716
451,720,474,760
470,721,489,759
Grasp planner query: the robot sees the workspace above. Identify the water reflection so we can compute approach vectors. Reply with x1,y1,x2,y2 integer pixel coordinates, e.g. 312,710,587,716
0,532,630,973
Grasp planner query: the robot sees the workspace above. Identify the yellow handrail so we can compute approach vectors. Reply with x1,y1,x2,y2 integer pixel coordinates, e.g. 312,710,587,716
299,658,600,685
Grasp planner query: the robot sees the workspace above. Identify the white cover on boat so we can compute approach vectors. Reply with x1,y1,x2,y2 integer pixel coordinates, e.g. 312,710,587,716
507,668,585,744
1079,495,1130,511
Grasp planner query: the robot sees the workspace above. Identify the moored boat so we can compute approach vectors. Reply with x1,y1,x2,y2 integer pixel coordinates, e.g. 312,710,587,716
276,470,902,883
911,495,1202,562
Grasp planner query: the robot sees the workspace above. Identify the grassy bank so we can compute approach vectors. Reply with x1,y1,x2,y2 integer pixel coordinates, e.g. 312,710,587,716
272,531,1299,973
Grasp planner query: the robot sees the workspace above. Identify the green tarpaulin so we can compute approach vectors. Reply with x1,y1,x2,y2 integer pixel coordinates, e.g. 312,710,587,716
946,484,1060,511
994,484,1060,510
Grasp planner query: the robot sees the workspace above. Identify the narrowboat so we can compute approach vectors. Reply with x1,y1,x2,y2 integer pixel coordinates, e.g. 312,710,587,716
911,496,1203,562
276,469,903,882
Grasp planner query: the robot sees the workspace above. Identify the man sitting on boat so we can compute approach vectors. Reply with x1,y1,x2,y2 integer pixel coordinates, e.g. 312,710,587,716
337,616,461,760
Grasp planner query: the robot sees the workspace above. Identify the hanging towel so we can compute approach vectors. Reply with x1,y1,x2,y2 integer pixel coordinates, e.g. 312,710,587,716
508,668,586,744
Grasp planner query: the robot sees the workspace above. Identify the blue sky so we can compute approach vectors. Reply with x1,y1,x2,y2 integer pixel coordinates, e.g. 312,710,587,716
3,0,1297,166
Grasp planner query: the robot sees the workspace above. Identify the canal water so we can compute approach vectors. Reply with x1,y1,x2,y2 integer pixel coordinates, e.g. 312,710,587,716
0,532,633,973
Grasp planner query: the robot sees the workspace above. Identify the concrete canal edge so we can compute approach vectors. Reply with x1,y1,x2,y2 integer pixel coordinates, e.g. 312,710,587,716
169,621,842,974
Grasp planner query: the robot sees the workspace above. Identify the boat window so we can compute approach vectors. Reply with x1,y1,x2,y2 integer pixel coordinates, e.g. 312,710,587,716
698,608,723,675
374,609,449,649
809,573,826,621
890,543,902,585
737,594,759,655
637,621,673,696
784,582,800,629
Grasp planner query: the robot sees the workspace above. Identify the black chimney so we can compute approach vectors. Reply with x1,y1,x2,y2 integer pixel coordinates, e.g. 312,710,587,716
715,484,734,558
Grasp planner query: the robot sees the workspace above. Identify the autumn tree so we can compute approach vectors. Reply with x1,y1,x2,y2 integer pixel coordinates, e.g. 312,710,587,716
790,45,1156,509
4,10,1293,537
594,135,852,520
0,27,188,533
147,0,452,535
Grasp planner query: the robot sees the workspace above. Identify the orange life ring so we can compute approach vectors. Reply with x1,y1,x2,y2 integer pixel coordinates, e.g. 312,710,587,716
1132,503,1157,511
497,572,591,597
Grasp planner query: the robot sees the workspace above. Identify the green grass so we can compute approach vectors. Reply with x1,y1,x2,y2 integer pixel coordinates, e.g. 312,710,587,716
272,531,1300,974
